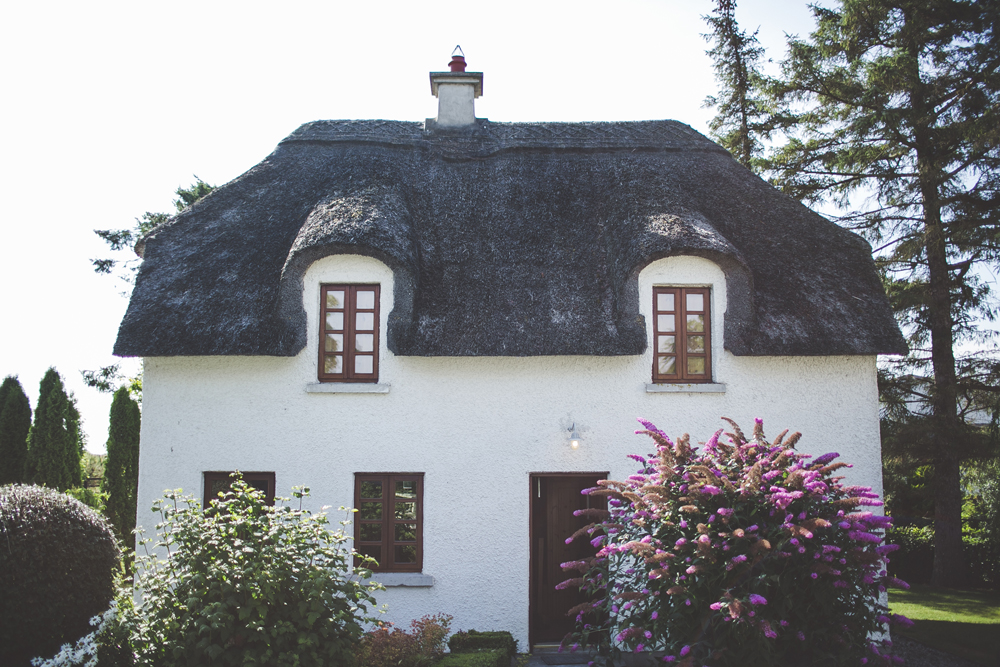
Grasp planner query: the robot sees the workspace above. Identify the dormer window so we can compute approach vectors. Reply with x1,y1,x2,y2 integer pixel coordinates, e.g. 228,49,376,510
318,285,380,382
652,287,712,383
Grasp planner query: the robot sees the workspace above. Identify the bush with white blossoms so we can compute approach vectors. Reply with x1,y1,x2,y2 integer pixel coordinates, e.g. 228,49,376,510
559,418,912,667
31,603,118,667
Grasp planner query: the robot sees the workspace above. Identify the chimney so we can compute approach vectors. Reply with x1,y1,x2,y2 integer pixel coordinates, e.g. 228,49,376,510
428,46,483,128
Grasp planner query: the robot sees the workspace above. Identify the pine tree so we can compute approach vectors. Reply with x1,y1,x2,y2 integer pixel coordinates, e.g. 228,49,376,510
701,0,772,169
102,387,141,547
0,376,32,484
764,0,1000,587
24,368,78,491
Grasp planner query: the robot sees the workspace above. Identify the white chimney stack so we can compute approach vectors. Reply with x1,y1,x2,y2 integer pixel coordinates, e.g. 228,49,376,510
429,46,483,128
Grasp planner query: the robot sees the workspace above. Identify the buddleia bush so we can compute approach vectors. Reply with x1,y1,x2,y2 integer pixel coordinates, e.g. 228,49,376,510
129,476,382,667
559,419,911,667
0,485,119,667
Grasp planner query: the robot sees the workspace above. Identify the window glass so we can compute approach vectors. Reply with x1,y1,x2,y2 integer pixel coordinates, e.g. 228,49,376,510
653,287,711,383
355,474,423,573
319,285,379,382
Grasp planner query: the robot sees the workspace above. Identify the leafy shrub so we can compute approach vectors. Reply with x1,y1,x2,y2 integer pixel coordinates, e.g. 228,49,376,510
0,485,119,667
436,648,508,667
128,476,381,667
560,419,910,666
447,630,518,660
356,614,453,667
888,525,999,589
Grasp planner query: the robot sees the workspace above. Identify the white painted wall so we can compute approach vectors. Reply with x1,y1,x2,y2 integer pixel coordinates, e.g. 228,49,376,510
136,254,882,649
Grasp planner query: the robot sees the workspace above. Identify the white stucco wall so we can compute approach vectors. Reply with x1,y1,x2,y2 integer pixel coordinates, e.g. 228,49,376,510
136,254,882,649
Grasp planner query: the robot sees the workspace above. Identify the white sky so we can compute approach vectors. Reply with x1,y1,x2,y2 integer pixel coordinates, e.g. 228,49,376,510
0,0,819,453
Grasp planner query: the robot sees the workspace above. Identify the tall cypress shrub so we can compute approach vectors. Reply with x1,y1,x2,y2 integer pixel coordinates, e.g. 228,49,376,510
65,394,84,488
24,368,75,490
0,376,32,484
103,386,140,547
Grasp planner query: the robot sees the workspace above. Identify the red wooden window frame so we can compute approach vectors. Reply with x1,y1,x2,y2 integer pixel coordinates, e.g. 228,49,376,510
318,284,380,383
203,471,276,508
354,473,423,573
652,287,712,383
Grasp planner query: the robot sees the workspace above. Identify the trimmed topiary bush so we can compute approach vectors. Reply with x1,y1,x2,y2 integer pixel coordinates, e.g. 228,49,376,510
436,648,508,667
0,484,119,667
447,630,518,661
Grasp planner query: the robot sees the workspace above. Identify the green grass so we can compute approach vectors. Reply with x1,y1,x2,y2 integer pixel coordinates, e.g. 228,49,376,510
888,584,1000,666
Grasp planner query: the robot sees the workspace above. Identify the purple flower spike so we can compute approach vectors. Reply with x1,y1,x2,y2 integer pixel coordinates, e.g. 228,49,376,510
812,452,840,466
749,594,767,605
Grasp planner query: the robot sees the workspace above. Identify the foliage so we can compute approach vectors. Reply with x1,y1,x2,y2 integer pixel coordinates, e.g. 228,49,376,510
355,614,452,667
888,525,999,589
560,419,909,667
65,486,107,512
447,630,518,661
0,375,32,484
758,0,1000,587
102,387,140,547
0,485,119,667
127,476,381,667
435,649,508,667
90,178,215,291
701,0,772,169
24,368,82,491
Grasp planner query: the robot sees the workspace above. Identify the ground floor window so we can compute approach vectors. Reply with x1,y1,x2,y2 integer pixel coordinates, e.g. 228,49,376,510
203,471,276,508
354,473,423,572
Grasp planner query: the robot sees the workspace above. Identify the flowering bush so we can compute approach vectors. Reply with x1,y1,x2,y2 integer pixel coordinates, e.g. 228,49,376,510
129,476,382,666
355,613,452,667
559,419,912,666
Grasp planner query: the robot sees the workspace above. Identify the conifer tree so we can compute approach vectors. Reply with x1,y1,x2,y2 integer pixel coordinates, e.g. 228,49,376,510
24,368,77,491
763,0,1000,587
0,376,32,484
701,0,772,169
102,387,141,547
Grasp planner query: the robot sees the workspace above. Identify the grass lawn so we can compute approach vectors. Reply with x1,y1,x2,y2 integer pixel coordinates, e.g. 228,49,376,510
888,584,1000,666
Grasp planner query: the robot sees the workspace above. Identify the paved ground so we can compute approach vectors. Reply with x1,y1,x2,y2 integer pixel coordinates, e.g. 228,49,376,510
520,636,985,666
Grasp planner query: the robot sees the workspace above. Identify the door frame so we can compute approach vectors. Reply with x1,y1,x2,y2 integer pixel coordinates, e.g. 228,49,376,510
528,472,608,647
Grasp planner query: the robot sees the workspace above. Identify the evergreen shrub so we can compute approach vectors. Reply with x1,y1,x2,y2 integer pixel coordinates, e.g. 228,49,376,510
129,477,381,667
436,648,508,667
560,419,911,666
447,630,518,660
0,485,119,667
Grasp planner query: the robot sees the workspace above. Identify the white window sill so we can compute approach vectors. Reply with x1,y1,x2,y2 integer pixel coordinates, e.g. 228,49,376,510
646,383,726,394
361,573,434,587
305,383,390,394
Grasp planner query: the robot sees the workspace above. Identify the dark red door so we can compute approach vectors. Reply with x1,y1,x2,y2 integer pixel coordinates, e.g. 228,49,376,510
529,474,607,645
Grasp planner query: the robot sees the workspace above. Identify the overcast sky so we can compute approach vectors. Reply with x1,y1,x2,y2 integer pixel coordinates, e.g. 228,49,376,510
0,0,820,453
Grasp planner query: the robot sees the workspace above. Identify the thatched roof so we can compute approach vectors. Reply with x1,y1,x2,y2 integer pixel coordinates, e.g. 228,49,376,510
114,119,906,358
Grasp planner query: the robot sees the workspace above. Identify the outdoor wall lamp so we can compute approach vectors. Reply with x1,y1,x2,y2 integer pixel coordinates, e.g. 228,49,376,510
569,423,581,449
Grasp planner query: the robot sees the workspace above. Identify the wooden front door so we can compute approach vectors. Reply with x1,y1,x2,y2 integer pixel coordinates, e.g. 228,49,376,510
529,473,607,645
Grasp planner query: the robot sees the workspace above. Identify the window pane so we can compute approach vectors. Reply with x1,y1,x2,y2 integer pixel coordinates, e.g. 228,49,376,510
688,357,706,375
357,544,380,563
394,544,417,564
355,333,374,352
657,314,675,333
325,312,344,331
324,334,343,352
355,355,374,374
395,523,417,542
360,481,382,499
326,290,345,309
211,479,229,498
657,335,675,353
360,523,382,541
356,290,376,309
657,356,676,375
248,480,269,496
359,501,382,520
395,480,417,499
395,502,416,520
687,335,705,353
356,312,375,331
686,314,705,332
656,293,675,312
686,293,704,311
324,355,343,374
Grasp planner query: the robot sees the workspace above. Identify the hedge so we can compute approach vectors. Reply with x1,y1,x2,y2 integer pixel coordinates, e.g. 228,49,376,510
436,648,508,667
887,526,999,589
447,630,518,661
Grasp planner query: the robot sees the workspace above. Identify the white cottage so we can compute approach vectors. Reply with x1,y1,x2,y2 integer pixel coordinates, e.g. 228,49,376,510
115,52,905,648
